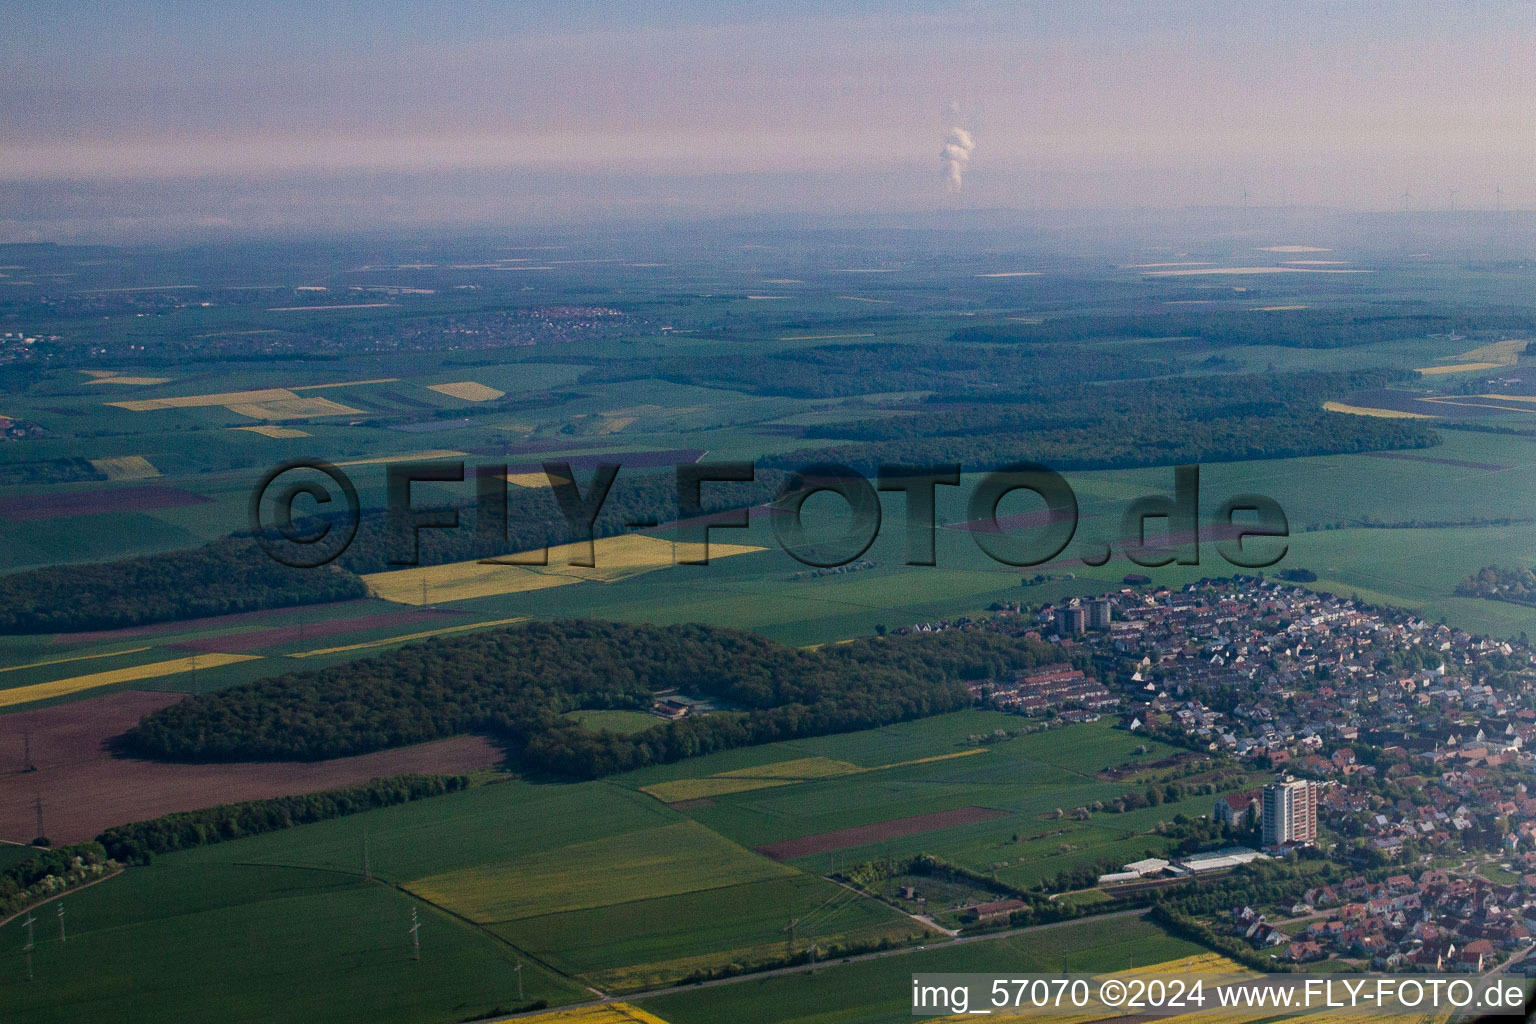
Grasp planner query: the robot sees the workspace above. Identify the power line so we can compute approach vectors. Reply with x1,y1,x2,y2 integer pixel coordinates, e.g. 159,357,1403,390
57,901,65,943
783,892,797,959
409,907,420,961
795,892,860,933
21,910,35,981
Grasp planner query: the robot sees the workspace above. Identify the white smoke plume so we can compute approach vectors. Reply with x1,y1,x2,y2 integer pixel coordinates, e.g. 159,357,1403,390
941,125,975,191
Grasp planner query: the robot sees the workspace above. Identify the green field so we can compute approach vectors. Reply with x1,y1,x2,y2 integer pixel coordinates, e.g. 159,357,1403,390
405,819,796,921
8,378,1536,693
637,914,1203,1024
633,719,1239,889
0,863,585,1024
1,710,1237,1017
7,236,1536,1023
564,709,666,734
492,874,920,991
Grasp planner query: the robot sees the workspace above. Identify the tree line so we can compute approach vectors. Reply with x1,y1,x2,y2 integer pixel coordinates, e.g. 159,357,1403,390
771,368,1437,473
1456,565,1536,607
950,308,1536,350
0,536,365,634
96,774,470,864
1,842,113,923
584,340,1186,400
121,620,1074,778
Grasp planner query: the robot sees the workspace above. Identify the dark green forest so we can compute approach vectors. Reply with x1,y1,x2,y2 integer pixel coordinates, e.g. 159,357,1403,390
949,307,1536,348
591,340,1186,399
0,469,782,634
774,369,1436,472
0,842,112,922
121,620,1077,777
0,536,366,633
0,456,107,486
1456,565,1536,607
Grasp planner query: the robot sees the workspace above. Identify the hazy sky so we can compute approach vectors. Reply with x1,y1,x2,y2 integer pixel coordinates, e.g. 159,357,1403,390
4,1,1534,239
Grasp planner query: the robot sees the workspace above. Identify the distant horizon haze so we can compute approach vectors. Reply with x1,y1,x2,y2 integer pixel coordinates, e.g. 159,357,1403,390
4,1,1533,241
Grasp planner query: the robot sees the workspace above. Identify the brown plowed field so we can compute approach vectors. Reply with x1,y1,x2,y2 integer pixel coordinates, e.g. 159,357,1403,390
0,690,500,842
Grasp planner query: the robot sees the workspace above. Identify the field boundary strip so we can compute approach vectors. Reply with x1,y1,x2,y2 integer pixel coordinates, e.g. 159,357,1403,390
0,645,151,675
0,653,261,708
287,616,529,658
753,805,1008,861
641,746,988,803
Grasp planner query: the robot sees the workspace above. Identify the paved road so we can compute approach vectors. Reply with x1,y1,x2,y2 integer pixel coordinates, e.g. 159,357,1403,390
475,907,1150,1022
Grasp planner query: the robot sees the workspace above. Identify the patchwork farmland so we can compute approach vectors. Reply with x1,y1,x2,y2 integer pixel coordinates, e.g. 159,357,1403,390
5,231,1536,1024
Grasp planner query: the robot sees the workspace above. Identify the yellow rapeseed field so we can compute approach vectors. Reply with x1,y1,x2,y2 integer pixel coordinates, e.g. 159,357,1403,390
1322,401,1435,420
0,653,261,709
231,424,312,438
81,371,173,385
640,748,988,802
364,534,765,605
640,776,797,803
222,395,363,419
107,379,392,418
333,449,465,467
110,386,309,411
427,380,505,402
930,1012,1115,1024
1149,1011,1283,1024
89,455,160,480
1102,952,1249,978
486,1003,669,1024
1415,361,1502,375
1417,338,1526,374
717,756,861,779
